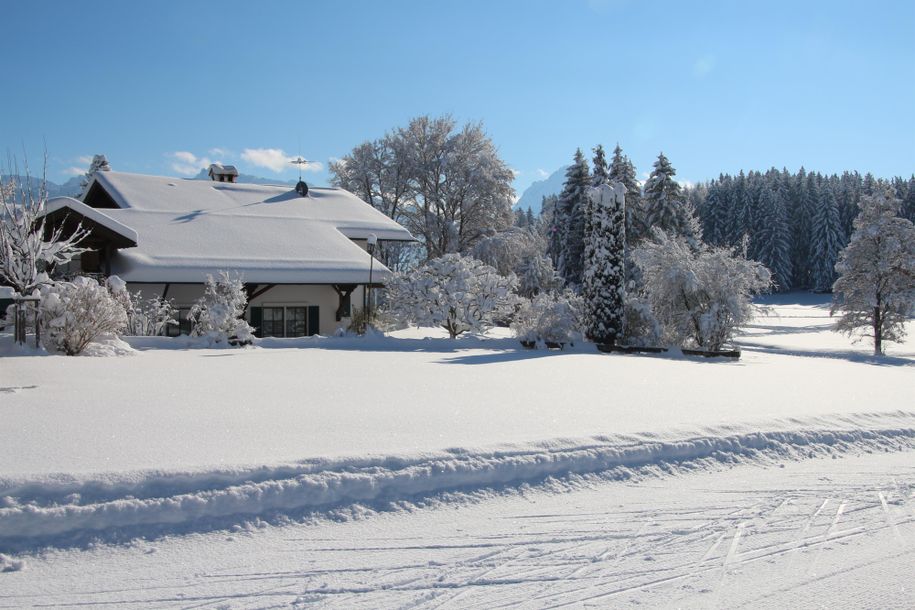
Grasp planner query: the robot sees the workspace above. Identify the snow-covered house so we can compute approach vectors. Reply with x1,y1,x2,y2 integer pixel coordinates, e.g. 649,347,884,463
43,169,414,337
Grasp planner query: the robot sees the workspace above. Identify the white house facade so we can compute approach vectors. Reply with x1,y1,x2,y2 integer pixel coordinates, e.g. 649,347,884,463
43,167,414,337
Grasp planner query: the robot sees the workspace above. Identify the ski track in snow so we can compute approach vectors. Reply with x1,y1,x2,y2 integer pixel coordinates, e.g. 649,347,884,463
2,451,913,609
2,415,915,552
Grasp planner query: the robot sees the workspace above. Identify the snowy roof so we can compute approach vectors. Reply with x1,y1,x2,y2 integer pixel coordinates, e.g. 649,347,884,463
44,197,139,245
85,172,414,284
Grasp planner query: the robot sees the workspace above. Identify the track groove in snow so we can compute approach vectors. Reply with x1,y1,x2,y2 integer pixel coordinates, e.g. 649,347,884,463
3,416,915,550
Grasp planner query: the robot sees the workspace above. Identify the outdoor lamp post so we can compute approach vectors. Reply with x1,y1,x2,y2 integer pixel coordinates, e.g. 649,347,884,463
366,234,378,325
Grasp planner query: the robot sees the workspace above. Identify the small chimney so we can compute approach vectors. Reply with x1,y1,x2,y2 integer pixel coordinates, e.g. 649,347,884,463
208,163,239,183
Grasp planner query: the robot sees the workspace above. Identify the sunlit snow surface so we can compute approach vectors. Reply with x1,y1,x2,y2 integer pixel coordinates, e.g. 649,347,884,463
0,293,913,607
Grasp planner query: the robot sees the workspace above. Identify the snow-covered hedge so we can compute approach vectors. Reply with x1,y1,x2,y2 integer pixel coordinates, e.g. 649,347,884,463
107,276,176,337
189,271,254,346
384,254,518,339
512,290,583,346
38,277,127,355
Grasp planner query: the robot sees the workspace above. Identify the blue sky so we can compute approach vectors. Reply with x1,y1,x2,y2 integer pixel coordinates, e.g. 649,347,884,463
2,0,913,196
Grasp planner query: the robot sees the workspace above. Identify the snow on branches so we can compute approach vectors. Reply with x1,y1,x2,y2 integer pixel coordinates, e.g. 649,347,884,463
384,253,518,338
190,271,255,346
38,276,127,355
831,189,915,355
511,290,583,346
0,170,87,296
633,230,771,351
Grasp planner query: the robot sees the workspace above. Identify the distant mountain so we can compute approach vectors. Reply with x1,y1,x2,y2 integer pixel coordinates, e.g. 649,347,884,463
514,166,567,215
0,175,83,199
191,168,298,186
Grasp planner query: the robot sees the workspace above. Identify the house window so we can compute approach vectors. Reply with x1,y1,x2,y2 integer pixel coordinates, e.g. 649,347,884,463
285,307,307,337
249,305,320,338
261,307,285,337
166,308,193,336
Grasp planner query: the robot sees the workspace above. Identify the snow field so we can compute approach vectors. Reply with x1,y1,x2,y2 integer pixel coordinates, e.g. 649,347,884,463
0,295,912,551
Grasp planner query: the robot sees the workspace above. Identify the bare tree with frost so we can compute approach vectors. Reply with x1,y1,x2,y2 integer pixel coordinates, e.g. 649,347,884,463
0,164,87,296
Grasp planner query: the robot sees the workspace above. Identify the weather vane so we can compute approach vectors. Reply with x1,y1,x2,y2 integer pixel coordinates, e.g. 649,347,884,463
290,157,310,197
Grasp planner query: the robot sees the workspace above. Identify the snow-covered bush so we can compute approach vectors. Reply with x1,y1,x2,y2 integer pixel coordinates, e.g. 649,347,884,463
511,290,583,345
517,254,562,298
384,254,518,338
190,271,255,345
38,277,127,355
633,230,771,351
107,276,176,336
831,189,915,355
621,294,661,346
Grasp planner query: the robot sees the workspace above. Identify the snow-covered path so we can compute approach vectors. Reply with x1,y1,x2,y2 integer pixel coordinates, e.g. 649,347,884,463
4,450,913,609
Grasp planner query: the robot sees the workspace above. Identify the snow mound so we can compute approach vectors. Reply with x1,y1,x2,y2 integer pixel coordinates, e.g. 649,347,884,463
2,414,915,550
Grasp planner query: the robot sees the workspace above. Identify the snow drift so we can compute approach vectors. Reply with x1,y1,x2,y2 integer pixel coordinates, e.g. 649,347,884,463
2,413,915,550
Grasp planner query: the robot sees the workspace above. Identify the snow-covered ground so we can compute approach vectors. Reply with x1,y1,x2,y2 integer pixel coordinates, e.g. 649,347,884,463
1,294,913,607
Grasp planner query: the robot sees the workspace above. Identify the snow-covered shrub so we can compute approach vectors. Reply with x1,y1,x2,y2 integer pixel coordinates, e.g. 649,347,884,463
831,189,915,355
633,230,771,351
621,294,661,346
107,276,176,336
517,254,562,298
190,271,254,346
511,290,583,345
38,277,127,355
384,254,518,338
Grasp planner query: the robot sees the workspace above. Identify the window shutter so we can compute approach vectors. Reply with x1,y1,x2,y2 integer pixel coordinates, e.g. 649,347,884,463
249,306,263,338
307,305,319,336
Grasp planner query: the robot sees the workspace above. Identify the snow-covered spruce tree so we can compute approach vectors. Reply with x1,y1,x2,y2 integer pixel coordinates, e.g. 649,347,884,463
754,185,793,291
809,184,845,292
609,144,644,245
582,183,626,344
511,290,583,345
190,271,255,345
633,230,772,351
831,189,915,355
383,254,517,339
591,145,610,187
642,152,689,238
38,277,127,355
556,149,591,287
0,170,87,297
78,154,111,198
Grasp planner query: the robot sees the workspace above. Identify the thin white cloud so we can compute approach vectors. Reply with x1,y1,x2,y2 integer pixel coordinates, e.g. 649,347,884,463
242,148,323,173
692,55,715,78
535,168,549,179
76,155,93,165
168,151,211,176
208,147,230,157
63,166,85,176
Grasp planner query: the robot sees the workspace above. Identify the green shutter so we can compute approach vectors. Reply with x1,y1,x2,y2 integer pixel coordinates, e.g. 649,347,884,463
249,306,263,338
307,305,319,336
